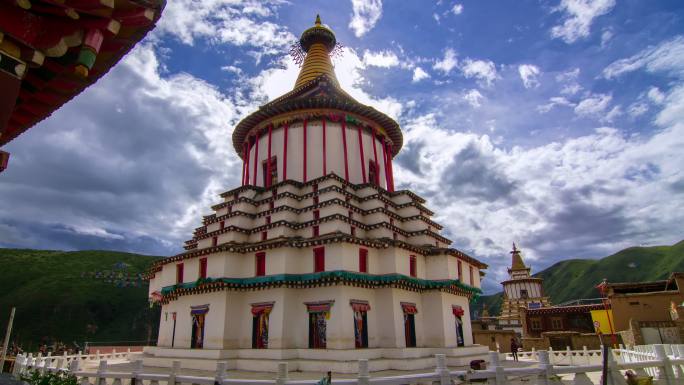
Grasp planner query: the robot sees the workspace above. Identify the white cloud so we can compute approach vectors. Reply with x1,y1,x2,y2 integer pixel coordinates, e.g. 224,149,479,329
433,48,458,75
362,49,399,68
395,111,684,290
155,0,294,57
518,64,541,89
601,28,614,47
628,102,649,118
647,87,666,104
463,89,484,108
603,36,684,79
461,59,498,86
574,93,613,117
412,67,430,83
349,0,383,37
537,96,575,113
452,4,463,15
550,0,616,43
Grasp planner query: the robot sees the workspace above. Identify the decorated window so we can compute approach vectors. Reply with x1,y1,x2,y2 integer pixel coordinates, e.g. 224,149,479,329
351,300,370,348
530,318,542,330
409,255,417,277
551,318,563,330
359,248,368,273
306,301,333,349
190,304,209,349
176,263,184,284
199,258,207,279
255,252,266,276
313,247,325,272
457,260,463,280
453,306,465,347
251,302,273,349
368,160,379,186
261,156,278,187
401,302,417,348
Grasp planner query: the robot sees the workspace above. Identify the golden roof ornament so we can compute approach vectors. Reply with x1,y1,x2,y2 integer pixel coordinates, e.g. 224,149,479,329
290,14,343,89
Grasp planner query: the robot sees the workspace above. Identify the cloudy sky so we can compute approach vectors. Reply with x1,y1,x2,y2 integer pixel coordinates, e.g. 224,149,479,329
2,0,684,293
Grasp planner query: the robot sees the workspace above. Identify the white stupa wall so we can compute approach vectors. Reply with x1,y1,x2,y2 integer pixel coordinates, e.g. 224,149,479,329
245,120,391,188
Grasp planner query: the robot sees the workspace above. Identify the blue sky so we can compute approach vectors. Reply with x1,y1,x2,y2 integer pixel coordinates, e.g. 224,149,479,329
1,0,683,293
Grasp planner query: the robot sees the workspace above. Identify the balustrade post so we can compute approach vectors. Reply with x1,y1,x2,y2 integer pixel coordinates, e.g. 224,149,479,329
68,359,79,374
12,354,24,378
214,361,227,385
169,360,180,385
275,362,288,385
654,344,674,385
357,359,370,385
96,360,108,385
38,357,47,374
537,350,552,385
435,354,451,385
96,350,100,360
488,351,505,385
131,360,143,385
55,358,64,372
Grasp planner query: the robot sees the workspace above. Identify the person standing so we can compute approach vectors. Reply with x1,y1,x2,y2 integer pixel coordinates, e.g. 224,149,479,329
510,338,519,362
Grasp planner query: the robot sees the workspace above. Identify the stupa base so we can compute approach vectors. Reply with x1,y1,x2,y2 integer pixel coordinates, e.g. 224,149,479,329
142,345,489,373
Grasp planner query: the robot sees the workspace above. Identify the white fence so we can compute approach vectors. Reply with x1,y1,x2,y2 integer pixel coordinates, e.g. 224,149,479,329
15,349,135,368
505,347,604,366
11,345,684,385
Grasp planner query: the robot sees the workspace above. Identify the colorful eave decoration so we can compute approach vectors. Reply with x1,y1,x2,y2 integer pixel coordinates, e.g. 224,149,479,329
0,0,166,147
526,303,607,315
157,271,483,304
231,74,404,159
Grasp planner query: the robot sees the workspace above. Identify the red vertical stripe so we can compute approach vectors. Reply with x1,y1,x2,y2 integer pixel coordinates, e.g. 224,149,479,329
387,143,395,191
371,129,379,185
322,119,327,176
381,138,390,190
358,126,367,183
241,142,247,186
245,139,251,185
341,120,349,181
266,124,273,187
252,133,259,186
283,123,288,181
303,119,308,182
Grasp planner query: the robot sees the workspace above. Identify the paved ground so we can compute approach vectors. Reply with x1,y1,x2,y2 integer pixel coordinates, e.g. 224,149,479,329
0,373,22,385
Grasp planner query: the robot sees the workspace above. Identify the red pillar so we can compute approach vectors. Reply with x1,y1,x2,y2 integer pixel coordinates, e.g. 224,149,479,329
341,120,349,182
371,129,379,185
241,142,248,186
266,124,273,187
252,132,259,186
387,143,395,192
358,126,367,183
322,118,327,176
381,138,390,190
303,119,308,182
245,138,251,185
282,123,289,181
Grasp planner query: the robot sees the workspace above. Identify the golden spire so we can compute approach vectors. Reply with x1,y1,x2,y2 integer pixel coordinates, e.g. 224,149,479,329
293,14,339,89
510,242,527,270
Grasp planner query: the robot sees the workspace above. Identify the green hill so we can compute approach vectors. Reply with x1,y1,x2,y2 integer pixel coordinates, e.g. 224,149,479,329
0,249,162,351
475,240,684,316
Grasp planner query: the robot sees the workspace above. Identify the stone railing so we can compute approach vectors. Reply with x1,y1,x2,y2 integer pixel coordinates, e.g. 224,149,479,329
15,348,136,369
11,345,684,385
504,346,604,365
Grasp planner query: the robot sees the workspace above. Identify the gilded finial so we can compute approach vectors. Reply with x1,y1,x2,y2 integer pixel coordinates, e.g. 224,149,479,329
315,14,322,26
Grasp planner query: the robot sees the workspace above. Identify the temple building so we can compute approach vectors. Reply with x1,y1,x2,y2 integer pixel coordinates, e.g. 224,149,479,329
146,16,488,373
0,0,165,172
497,244,550,334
